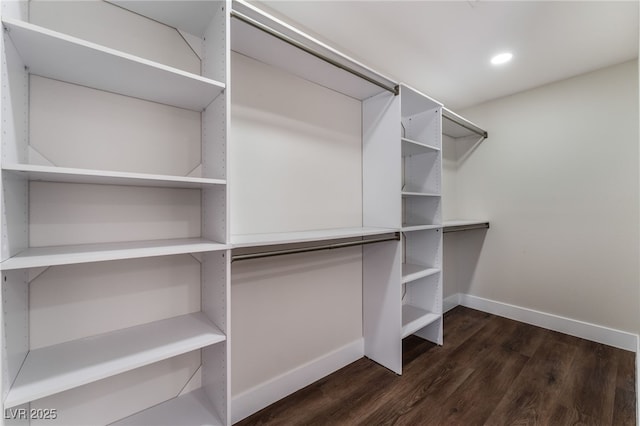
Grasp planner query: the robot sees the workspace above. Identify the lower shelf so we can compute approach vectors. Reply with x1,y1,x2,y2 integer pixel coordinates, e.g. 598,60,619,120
401,304,440,339
4,313,225,408
112,388,223,426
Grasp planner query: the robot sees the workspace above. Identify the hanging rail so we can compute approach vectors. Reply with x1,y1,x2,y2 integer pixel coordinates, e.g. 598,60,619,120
442,107,488,139
232,233,400,262
230,9,399,96
443,222,490,233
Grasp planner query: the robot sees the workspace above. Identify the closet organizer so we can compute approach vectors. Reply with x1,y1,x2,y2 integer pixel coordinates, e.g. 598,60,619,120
0,0,488,424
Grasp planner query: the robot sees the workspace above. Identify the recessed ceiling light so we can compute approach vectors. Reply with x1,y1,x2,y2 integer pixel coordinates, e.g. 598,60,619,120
491,52,513,65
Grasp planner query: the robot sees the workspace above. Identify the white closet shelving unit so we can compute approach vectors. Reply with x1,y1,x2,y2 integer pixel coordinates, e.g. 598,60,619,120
398,85,443,343
230,0,404,381
0,0,490,423
362,84,444,374
229,0,399,252
1,1,230,424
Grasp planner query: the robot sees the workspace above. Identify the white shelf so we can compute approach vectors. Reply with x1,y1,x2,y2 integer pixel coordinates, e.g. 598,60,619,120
1,238,230,270
401,191,440,197
4,313,226,408
2,18,225,111
112,388,223,426
401,138,440,156
402,263,440,283
230,227,397,248
3,164,226,189
401,305,440,339
401,224,441,232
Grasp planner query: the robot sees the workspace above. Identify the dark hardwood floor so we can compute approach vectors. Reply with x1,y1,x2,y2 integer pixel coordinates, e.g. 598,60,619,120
235,306,636,426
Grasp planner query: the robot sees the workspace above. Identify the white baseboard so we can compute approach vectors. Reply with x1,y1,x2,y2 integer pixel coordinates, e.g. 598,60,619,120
444,293,638,352
637,341,639,425
231,338,364,424
443,293,461,313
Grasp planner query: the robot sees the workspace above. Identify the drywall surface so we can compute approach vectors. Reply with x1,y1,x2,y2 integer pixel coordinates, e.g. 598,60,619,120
453,60,639,333
230,52,362,235
231,248,363,395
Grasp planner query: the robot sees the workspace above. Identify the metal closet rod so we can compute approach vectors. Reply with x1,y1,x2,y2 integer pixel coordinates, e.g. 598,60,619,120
443,222,490,233
230,10,399,96
443,108,488,139
232,233,400,262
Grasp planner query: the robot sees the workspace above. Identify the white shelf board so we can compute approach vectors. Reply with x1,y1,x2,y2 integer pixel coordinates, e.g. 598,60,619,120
2,18,224,111
112,388,222,426
401,305,440,339
401,138,440,156
401,191,440,197
231,227,397,248
4,313,226,408
1,238,230,270
402,263,440,284
3,164,226,189
401,224,441,232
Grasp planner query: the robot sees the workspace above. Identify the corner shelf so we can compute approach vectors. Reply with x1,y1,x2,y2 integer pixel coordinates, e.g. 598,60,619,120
401,304,440,339
1,238,229,270
402,263,440,284
112,388,223,426
4,313,226,409
3,164,226,189
2,18,225,111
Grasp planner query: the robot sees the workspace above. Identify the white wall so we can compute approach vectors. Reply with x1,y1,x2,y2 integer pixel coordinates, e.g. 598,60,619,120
230,52,362,235
230,52,364,396
444,60,639,334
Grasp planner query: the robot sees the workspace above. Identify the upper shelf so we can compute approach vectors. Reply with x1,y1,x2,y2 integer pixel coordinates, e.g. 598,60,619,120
2,18,225,111
3,164,226,189
231,227,398,248
442,108,488,139
230,0,397,100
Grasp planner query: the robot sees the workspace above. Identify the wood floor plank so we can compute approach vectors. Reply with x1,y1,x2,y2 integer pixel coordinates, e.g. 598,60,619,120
234,307,636,426
617,347,637,393
555,340,618,424
484,332,578,425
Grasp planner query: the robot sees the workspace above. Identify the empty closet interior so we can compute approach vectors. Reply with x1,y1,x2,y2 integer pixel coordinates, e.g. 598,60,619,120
2,1,637,425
